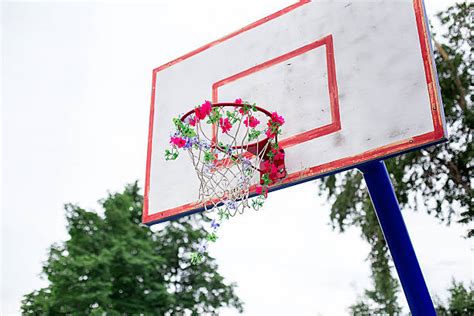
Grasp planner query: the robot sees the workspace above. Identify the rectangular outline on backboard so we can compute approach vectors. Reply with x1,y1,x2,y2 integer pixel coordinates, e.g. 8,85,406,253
212,34,341,150
143,0,446,225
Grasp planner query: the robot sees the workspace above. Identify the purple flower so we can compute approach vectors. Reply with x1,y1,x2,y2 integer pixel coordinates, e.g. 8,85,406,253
183,136,198,149
170,131,181,138
224,199,237,210
198,241,207,254
211,219,220,229
198,140,211,150
184,115,196,126
242,157,252,170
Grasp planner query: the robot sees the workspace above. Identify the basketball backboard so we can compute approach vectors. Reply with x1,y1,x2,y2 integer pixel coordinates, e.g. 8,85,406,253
143,0,446,225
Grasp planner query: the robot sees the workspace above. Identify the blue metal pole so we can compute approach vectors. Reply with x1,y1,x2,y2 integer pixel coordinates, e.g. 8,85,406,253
358,160,436,316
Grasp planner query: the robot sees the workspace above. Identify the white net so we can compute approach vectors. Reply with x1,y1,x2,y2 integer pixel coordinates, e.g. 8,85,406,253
184,104,272,216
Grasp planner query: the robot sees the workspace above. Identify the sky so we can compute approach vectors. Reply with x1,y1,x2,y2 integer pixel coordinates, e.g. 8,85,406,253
1,0,471,315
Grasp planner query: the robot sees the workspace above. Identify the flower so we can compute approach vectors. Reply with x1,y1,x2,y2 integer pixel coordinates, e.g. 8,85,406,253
211,219,220,229
219,117,232,133
261,160,278,175
255,185,268,198
241,157,252,170
269,147,284,160
198,140,211,150
170,136,186,148
224,200,238,210
244,116,260,128
265,128,277,138
270,112,285,126
187,116,197,126
274,149,284,161
261,160,281,184
235,98,242,104
195,100,213,120
183,136,198,149
197,241,207,254
201,100,212,114
194,108,206,120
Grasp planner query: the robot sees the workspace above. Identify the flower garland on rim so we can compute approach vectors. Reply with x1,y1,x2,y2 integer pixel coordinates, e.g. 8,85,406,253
165,99,285,264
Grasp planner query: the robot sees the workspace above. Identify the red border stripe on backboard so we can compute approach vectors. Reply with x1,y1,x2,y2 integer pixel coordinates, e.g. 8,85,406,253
413,0,444,139
153,0,311,73
213,35,341,150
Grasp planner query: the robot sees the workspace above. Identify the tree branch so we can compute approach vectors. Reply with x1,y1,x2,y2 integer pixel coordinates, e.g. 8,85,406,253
434,40,468,112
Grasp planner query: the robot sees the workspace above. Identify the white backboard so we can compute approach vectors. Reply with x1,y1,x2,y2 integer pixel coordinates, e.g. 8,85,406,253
143,0,446,225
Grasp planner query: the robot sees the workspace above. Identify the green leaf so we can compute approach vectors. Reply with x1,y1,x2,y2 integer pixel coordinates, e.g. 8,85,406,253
165,149,179,160
204,151,216,163
261,173,271,186
248,129,261,141
251,196,265,211
207,233,218,242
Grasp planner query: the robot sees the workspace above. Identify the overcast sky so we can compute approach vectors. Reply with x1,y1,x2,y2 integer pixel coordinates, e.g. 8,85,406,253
1,0,472,315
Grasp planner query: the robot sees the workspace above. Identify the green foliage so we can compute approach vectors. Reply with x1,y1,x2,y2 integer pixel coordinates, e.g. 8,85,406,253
21,183,243,315
207,232,218,242
318,3,472,313
217,142,231,154
241,102,257,114
204,151,216,163
207,107,221,124
226,110,240,124
173,117,196,138
248,129,262,141
261,173,271,186
218,209,230,221
165,148,179,161
435,280,474,316
430,2,473,232
251,196,265,211
349,300,371,316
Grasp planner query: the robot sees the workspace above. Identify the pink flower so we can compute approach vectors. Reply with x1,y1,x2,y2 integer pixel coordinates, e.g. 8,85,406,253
194,100,213,120
270,112,285,126
261,160,281,184
201,100,212,115
244,116,260,128
195,108,206,120
185,115,197,126
274,150,284,161
261,160,278,175
235,98,242,104
265,128,277,138
255,185,268,198
219,117,232,133
170,136,186,148
269,147,284,161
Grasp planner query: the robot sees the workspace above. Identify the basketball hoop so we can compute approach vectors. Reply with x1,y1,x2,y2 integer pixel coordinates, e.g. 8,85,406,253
165,99,286,263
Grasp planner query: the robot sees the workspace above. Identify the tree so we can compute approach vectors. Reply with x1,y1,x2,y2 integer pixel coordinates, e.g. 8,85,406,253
21,183,243,315
435,280,474,316
317,3,473,314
